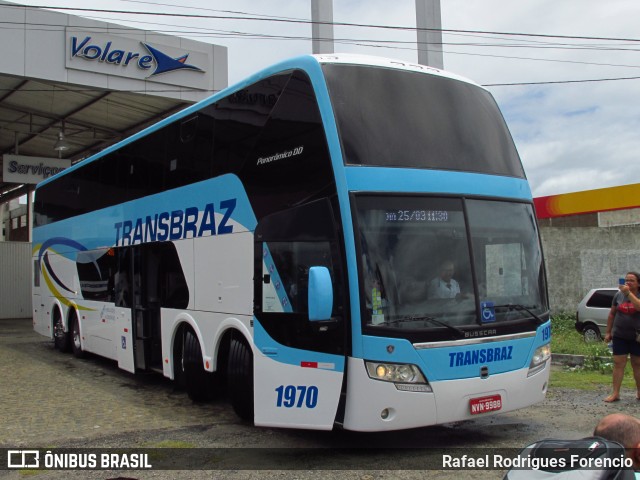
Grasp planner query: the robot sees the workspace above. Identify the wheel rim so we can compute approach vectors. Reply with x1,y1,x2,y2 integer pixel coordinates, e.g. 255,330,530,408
54,317,64,339
73,322,81,349
584,328,600,342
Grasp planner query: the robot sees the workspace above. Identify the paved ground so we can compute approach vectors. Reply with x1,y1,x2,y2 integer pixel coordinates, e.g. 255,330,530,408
0,318,227,447
1,318,639,480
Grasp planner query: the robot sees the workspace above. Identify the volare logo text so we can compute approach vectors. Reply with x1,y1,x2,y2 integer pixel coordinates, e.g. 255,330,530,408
70,36,205,77
71,36,153,69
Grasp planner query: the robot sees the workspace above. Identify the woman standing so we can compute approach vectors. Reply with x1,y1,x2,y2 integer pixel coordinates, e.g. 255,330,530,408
604,272,640,402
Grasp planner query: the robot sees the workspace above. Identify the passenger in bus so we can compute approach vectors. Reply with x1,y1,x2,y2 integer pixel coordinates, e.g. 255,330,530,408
428,260,461,299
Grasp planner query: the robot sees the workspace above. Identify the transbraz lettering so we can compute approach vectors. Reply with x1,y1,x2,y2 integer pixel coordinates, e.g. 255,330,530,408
448,346,513,367
114,199,236,246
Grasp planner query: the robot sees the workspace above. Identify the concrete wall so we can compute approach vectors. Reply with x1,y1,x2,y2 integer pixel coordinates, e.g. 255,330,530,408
0,241,31,319
540,225,640,314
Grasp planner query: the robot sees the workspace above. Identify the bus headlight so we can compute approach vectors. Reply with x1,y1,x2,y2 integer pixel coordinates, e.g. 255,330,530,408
365,361,432,392
528,344,551,377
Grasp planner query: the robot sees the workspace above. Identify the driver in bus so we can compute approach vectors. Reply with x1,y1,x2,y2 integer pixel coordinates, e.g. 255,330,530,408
428,260,461,299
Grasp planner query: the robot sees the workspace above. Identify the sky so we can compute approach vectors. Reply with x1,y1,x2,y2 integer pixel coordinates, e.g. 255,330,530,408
7,0,640,197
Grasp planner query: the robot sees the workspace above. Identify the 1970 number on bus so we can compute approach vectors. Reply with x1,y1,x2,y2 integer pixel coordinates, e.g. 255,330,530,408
275,385,319,408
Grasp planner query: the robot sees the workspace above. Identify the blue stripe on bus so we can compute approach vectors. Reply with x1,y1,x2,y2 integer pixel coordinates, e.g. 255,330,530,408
33,174,256,254
344,167,533,200
297,58,367,359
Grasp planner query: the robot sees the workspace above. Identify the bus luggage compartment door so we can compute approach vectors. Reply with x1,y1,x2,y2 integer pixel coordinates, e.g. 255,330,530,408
253,319,345,430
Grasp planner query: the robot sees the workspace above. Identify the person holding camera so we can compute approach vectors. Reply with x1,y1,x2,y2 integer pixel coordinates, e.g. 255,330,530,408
604,272,640,403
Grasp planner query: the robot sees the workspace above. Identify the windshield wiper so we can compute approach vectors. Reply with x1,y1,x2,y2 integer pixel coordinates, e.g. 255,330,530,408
390,315,465,339
492,304,545,325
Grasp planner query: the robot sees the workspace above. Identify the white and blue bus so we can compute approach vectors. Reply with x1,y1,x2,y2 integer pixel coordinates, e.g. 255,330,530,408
32,54,551,432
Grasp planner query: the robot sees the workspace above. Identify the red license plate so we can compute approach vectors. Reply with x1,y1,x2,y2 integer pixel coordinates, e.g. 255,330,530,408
469,394,502,415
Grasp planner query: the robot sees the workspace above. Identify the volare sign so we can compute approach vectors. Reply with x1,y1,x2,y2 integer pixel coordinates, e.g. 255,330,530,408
65,30,208,87
3,155,71,185
70,36,155,71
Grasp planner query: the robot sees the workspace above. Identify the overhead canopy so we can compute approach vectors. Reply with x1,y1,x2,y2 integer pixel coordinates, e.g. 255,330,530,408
0,1,227,203
0,75,191,202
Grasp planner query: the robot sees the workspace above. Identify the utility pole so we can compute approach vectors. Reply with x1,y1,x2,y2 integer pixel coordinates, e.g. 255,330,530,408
311,0,334,54
415,0,444,69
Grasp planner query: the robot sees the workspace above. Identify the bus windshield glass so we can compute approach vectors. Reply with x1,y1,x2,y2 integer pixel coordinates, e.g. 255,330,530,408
355,196,548,336
322,64,524,178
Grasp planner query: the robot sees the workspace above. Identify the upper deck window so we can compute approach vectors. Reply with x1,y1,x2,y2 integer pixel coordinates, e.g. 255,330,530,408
322,64,525,178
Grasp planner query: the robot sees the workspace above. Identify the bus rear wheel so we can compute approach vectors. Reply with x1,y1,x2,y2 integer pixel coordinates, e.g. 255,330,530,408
70,313,85,358
53,310,70,352
227,336,253,421
183,329,214,402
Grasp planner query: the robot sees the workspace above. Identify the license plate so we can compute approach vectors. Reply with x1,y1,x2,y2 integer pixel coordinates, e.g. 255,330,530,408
469,394,502,415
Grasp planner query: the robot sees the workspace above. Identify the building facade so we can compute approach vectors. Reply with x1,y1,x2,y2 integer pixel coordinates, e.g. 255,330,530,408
535,184,640,313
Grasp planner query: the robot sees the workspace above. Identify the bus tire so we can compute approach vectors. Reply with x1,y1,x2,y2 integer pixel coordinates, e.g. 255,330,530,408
53,309,70,352
70,312,85,358
227,336,253,422
173,327,187,391
183,329,214,402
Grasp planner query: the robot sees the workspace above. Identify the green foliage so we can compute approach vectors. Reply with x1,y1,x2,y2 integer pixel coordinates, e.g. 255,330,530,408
551,313,610,357
551,313,576,336
550,363,636,390
551,312,613,378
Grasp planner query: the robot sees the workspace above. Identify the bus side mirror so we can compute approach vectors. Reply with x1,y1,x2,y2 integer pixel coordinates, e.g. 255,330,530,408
308,266,333,321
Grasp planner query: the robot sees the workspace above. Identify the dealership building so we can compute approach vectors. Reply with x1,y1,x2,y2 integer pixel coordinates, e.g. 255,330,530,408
0,0,228,242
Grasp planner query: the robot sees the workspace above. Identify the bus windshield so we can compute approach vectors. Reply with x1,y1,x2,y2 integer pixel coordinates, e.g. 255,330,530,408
322,63,524,178
355,196,548,336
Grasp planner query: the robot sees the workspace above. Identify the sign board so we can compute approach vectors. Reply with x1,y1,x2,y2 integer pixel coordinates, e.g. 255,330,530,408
3,155,71,184
65,29,210,89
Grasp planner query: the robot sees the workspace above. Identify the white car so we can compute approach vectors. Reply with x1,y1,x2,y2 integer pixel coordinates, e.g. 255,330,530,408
575,288,617,342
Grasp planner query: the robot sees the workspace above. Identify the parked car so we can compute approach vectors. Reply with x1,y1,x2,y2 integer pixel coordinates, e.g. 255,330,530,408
575,288,617,342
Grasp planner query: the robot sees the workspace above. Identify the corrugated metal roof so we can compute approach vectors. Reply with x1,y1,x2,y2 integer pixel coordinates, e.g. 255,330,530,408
0,74,191,202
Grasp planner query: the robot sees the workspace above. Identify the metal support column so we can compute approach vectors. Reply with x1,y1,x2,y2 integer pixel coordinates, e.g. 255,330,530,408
415,0,444,69
311,0,334,54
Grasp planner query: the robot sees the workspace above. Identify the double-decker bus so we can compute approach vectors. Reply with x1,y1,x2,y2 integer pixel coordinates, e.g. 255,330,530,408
32,54,551,432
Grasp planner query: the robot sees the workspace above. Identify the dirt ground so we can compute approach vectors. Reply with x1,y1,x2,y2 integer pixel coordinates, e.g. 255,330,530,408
2,318,640,480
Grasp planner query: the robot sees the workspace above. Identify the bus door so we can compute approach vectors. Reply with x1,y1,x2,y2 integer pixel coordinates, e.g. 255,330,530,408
114,246,163,373
253,200,348,430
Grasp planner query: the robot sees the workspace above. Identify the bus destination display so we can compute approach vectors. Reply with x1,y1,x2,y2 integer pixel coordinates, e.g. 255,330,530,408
384,210,449,222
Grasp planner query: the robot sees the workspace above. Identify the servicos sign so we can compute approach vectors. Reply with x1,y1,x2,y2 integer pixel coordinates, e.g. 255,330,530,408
65,30,208,88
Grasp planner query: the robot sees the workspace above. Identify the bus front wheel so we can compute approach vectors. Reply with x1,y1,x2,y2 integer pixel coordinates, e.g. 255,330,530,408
227,336,253,421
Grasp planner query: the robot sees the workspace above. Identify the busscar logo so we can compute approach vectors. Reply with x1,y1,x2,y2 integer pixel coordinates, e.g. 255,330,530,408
70,36,205,77
8,450,40,469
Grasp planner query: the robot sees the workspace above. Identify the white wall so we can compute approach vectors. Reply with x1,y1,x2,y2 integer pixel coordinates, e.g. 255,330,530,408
0,242,31,319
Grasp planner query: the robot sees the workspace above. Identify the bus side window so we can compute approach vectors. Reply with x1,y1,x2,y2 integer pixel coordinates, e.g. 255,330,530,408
262,241,333,314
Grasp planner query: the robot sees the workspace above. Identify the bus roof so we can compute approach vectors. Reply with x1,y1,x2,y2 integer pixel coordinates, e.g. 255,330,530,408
312,53,481,88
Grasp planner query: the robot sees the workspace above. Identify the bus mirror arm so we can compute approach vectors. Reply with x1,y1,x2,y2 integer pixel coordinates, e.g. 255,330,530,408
308,266,334,322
